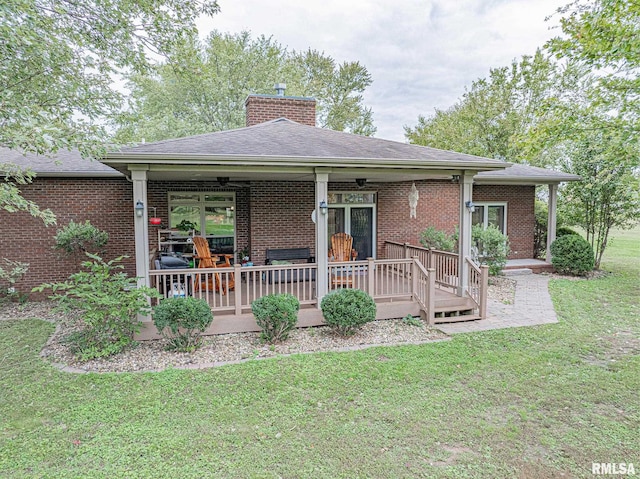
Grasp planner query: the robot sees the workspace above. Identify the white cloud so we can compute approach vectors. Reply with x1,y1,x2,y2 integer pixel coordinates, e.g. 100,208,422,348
201,0,566,141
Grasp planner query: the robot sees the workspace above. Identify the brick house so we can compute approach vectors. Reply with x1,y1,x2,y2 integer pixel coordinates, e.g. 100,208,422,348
1,90,578,335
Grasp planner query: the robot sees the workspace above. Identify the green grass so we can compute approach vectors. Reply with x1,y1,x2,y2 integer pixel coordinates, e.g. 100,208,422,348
1,229,639,478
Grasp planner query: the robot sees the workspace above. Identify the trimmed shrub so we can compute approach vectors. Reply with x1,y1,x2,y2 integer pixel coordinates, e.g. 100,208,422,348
556,226,580,237
33,254,159,361
54,220,108,260
419,226,456,252
251,293,299,343
321,289,376,336
153,297,213,352
551,234,595,276
472,224,510,276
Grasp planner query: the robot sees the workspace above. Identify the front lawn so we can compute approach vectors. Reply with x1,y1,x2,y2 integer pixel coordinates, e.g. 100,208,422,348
0,229,638,478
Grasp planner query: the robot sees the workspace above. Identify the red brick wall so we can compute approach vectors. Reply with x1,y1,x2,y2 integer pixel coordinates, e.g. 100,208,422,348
245,96,316,127
376,180,460,256
249,181,316,264
473,185,535,259
0,178,135,296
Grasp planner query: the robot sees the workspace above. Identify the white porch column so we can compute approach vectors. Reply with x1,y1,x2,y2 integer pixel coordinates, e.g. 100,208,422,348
315,170,329,305
546,183,558,262
458,172,474,296
130,166,150,287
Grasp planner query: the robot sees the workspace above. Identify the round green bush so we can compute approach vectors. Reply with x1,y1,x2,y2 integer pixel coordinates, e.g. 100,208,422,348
550,234,595,276
251,293,300,343
153,297,213,352
320,289,376,336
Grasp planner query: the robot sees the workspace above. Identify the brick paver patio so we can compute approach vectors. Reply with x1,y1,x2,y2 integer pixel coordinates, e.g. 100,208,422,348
436,273,558,334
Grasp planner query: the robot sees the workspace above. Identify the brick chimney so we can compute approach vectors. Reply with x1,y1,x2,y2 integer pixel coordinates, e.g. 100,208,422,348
245,83,316,127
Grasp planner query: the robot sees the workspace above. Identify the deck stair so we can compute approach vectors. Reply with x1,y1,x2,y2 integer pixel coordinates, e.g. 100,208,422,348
433,295,480,323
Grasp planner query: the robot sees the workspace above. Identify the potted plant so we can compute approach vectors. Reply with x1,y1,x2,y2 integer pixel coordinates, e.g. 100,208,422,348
239,247,251,265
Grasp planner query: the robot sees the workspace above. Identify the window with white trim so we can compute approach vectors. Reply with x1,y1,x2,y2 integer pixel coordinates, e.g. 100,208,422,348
472,202,507,234
168,192,235,254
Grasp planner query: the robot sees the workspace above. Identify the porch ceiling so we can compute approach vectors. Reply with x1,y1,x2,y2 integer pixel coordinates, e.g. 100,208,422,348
142,165,458,183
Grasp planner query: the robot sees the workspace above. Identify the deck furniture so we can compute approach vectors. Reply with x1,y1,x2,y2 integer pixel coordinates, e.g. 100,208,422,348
192,236,235,295
264,247,316,284
328,233,358,288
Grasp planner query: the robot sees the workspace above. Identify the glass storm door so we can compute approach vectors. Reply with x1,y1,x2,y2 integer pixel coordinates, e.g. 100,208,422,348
350,207,373,259
327,193,375,259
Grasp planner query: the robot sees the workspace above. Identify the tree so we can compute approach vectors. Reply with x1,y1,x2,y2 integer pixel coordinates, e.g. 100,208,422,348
115,31,375,143
1,0,219,158
546,0,640,142
557,127,640,268
404,50,560,165
1,0,218,228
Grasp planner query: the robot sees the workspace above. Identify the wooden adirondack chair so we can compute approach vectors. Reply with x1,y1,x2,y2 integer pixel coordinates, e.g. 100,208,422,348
192,236,235,295
328,233,358,288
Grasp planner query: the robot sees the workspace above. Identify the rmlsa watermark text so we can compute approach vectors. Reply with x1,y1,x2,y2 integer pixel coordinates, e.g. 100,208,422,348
592,463,636,476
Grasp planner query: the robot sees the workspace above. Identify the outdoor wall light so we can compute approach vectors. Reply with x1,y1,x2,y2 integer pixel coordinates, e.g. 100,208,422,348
465,200,476,213
135,200,144,218
355,178,367,188
319,200,328,215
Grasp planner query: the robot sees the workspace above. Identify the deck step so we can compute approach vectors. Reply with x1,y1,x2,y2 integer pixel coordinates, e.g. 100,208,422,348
436,304,476,314
435,314,482,324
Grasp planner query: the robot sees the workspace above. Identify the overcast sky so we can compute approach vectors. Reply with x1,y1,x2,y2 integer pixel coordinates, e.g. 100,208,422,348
198,0,567,142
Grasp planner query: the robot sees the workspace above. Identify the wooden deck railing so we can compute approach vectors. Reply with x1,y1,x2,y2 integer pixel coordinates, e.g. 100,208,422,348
150,257,438,319
385,241,458,291
411,259,436,325
150,263,318,314
465,258,489,319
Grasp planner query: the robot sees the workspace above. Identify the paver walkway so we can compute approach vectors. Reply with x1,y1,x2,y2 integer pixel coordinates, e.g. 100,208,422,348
437,273,558,334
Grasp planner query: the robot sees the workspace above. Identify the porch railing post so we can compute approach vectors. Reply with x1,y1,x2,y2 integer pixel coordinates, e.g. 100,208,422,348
411,256,419,299
428,248,435,269
404,242,410,259
427,267,436,325
367,257,375,296
479,265,489,319
234,263,242,316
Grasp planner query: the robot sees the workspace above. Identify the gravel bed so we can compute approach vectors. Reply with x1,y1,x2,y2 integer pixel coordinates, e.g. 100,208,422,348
2,278,519,373
2,301,448,373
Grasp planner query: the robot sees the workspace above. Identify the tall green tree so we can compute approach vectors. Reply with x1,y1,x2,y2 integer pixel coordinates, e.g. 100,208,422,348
546,0,640,142
115,31,375,143
557,127,640,268
1,0,218,227
0,0,219,158
404,50,560,164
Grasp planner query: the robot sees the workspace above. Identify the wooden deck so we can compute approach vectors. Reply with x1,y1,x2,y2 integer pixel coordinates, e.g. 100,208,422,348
140,253,487,340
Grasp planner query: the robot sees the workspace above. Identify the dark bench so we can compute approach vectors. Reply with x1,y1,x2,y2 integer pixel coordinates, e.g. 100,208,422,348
265,247,316,284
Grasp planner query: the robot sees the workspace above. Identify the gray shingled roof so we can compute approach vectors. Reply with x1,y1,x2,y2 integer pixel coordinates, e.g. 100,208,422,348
110,118,506,166
0,147,121,176
1,119,579,184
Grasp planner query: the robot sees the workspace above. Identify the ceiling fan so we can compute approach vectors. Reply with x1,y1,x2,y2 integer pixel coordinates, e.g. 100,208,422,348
215,176,249,188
